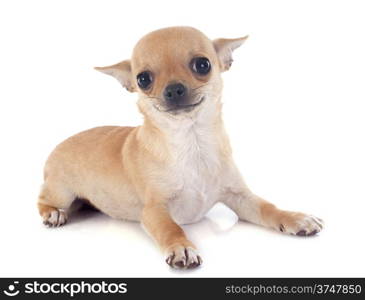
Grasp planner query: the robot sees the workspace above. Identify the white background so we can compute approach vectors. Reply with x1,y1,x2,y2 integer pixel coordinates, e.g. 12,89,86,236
0,0,364,277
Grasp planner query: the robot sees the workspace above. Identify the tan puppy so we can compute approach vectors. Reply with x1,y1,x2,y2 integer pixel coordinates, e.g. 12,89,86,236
38,27,323,269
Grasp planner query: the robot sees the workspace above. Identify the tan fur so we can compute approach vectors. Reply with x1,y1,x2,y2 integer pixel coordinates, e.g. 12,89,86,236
38,26,323,269
38,202,57,217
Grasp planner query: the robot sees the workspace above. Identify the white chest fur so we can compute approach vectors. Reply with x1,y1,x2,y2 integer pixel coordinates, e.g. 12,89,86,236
164,119,223,225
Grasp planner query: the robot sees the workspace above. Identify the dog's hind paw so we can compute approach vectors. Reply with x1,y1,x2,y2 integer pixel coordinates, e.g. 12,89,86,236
42,208,68,227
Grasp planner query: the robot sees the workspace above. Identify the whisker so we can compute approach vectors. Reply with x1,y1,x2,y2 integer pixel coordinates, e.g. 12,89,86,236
192,84,208,91
147,96,163,101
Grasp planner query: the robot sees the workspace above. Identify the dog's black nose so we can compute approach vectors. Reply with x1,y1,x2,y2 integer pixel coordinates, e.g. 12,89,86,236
163,83,186,102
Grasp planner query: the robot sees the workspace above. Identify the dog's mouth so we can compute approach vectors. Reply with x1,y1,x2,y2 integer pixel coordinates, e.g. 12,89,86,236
151,94,205,114
165,95,205,113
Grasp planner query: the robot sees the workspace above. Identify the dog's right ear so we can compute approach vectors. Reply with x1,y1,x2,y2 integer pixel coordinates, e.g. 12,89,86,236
94,60,135,92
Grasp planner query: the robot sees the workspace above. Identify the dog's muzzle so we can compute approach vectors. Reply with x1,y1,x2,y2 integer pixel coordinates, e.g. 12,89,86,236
161,82,205,113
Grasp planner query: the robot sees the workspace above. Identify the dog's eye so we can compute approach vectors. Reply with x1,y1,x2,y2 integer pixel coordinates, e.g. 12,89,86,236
137,71,153,90
191,57,211,75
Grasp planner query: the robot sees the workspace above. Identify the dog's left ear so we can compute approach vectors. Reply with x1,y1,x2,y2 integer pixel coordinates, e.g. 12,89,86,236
94,60,136,92
213,36,248,72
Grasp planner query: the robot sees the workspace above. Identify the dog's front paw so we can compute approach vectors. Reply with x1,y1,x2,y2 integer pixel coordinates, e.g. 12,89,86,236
42,208,68,227
278,211,324,236
165,245,202,269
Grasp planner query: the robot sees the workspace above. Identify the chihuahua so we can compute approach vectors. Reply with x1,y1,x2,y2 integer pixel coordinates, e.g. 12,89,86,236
38,27,323,269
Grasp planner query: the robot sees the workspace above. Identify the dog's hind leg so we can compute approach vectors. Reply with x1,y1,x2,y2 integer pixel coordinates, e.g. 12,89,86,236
37,180,75,227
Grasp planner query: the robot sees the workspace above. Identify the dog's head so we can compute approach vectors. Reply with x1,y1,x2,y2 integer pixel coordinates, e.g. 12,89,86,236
96,27,247,117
